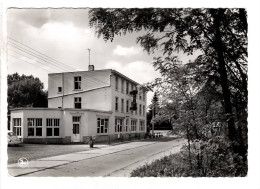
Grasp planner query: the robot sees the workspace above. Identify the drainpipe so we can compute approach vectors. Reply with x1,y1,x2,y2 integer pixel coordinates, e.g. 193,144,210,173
62,72,64,108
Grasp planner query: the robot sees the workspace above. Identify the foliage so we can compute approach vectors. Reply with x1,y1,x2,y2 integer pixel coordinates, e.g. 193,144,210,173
89,8,248,176
8,73,48,108
131,138,247,177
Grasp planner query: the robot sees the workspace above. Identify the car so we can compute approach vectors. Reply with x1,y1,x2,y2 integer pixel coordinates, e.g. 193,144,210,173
8,131,21,146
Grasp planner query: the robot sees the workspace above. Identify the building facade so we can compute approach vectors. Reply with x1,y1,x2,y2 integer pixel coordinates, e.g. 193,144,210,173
10,68,147,144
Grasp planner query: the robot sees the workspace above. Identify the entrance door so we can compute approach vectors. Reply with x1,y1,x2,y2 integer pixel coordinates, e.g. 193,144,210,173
72,116,81,143
72,124,80,142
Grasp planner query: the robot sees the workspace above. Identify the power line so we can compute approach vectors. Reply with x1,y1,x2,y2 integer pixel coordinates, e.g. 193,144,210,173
8,37,110,86
8,41,75,71
8,54,51,72
8,37,76,71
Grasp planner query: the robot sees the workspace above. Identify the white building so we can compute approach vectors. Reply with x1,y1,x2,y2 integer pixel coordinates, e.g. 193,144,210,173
10,67,147,144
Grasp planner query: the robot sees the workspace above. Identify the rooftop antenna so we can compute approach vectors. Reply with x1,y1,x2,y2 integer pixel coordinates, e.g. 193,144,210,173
87,48,91,66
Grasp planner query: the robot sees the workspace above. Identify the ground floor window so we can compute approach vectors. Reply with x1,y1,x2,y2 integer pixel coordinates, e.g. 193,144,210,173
115,118,123,133
27,118,42,136
125,118,129,132
131,119,137,132
46,118,60,137
97,118,109,134
13,118,22,137
140,120,145,132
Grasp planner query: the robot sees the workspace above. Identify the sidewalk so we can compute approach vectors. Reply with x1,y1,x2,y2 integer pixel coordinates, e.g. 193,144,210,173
8,138,186,177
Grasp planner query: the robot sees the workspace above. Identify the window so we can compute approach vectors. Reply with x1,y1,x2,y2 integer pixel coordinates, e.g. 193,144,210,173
97,118,109,134
143,91,146,101
115,118,123,133
58,87,62,93
74,76,81,90
139,104,142,115
140,120,145,132
131,119,137,132
139,92,142,100
121,79,124,93
143,105,145,116
115,97,118,111
115,77,118,90
74,97,81,109
131,84,134,91
27,118,42,136
13,118,21,137
121,99,124,112
126,82,129,94
72,116,81,122
46,118,60,137
126,100,129,113
125,118,129,132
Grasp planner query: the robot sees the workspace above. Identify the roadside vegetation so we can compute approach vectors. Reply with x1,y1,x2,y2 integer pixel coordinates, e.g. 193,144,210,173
89,8,248,177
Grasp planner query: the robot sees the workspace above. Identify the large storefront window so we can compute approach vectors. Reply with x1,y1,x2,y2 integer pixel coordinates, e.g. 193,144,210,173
13,118,21,137
27,118,42,136
46,118,60,137
115,118,123,133
97,118,108,134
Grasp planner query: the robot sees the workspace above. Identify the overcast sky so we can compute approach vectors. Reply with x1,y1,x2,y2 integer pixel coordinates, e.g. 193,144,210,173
7,8,198,106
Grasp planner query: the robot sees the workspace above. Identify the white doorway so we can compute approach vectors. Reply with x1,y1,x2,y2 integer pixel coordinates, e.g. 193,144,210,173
72,116,81,142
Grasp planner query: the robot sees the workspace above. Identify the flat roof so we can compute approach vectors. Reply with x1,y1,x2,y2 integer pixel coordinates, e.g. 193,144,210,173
10,107,112,114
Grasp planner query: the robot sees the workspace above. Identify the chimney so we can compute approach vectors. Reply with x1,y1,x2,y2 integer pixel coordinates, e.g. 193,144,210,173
88,65,94,71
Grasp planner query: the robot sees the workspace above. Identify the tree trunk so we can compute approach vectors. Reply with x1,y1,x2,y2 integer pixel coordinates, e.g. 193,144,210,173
211,9,237,142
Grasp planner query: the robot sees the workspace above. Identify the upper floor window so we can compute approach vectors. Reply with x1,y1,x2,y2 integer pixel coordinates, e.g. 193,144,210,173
74,76,81,90
126,100,129,113
143,105,145,116
58,87,62,93
143,91,146,101
121,79,124,93
74,97,81,109
121,99,124,112
131,84,134,91
115,77,118,90
126,82,129,94
115,97,118,111
139,104,142,115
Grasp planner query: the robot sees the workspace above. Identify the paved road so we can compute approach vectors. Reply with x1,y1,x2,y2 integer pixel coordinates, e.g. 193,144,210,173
8,137,186,177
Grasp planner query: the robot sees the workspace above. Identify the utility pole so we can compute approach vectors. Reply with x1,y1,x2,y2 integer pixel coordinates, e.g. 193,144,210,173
151,92,158,137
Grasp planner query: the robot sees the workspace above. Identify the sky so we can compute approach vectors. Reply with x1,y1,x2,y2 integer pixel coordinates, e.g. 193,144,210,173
6,8,200,106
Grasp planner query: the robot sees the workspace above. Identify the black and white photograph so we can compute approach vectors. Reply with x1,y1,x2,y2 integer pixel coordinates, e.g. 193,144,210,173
1,1,260,189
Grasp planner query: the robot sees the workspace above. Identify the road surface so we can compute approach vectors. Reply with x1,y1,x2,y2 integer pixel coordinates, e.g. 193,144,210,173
8,137,186,177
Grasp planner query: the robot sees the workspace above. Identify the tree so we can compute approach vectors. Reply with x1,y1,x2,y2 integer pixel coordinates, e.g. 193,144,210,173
8,73,48,108
89,8,247,155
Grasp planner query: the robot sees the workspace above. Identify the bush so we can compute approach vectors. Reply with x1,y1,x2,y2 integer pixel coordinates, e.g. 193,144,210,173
131,137,247,177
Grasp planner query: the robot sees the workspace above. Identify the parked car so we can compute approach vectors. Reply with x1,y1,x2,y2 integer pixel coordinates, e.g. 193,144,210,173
8,131,21,146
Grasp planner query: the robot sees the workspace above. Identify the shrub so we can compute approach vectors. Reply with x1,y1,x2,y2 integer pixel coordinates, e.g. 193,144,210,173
131,137,247,177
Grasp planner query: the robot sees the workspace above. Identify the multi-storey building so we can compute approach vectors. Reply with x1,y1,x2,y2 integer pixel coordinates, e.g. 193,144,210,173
10,66,147,143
